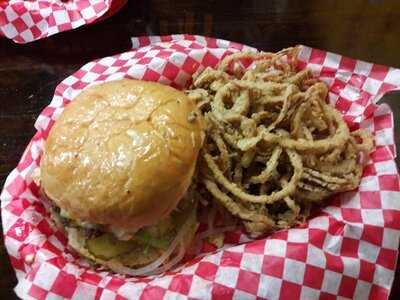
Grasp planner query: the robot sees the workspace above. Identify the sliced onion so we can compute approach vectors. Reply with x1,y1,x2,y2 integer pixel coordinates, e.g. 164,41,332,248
150,240,185,275
197,225,239,241
191,225,241,256
113,210,195,276
207,202,217,232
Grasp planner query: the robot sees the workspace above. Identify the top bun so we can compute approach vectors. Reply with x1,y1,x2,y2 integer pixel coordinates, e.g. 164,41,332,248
40,79,204,231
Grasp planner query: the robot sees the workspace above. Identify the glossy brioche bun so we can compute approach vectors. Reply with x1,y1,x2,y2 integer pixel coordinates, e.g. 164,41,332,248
40,79,204,231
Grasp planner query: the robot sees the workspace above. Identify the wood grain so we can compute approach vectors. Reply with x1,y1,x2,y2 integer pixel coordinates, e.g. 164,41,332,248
0,0,399,298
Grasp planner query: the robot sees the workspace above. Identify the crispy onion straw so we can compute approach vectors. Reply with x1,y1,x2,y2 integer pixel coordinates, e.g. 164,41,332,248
203,149,303,204
187,46,373,235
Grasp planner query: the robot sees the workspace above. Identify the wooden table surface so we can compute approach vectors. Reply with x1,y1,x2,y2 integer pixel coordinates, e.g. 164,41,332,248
1,0,399,298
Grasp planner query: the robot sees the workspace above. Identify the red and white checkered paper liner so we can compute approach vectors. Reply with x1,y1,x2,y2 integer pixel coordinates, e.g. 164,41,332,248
1,35,400,300
0,0,113,43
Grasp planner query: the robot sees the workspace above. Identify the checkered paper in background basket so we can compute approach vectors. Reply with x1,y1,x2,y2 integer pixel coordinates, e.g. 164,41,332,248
0,0,113,43
1,34,400,300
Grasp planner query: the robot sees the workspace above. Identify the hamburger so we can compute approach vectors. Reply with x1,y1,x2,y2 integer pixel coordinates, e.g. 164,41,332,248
37,79,204,275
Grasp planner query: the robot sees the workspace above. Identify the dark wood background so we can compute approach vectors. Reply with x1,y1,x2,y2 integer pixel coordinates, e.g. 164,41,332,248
1,0,399,298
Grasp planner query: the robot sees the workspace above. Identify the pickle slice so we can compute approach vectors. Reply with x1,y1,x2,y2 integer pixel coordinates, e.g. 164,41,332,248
86,234,136,260
134,230,172,250
119,245,160,268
